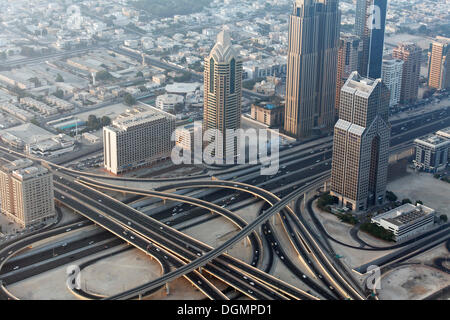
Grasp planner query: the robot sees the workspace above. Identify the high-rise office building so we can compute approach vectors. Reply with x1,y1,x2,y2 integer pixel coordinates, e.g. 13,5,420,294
336,33,362,115
203,30,243,159
284,0,341,139
331,71,391,212
392,43,422,104
382,59,404,108
103,108,175,175
428,37,450,91
355,0,387,79
0,159,55,228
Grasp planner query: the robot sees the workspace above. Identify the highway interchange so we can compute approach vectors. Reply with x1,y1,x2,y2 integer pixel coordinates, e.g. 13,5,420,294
0,103,448,300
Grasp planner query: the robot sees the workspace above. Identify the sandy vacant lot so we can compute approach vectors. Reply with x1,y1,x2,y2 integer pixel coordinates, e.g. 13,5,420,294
380,265,449,300
388,169,450,219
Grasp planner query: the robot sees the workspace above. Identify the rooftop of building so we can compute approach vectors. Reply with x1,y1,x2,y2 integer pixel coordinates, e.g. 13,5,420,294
343,71,380,95
108,107,174,132
383,59,404,65
415,133,450,148
165,82,202,94
373,203,435,227
436,127,450,139
1,158,34,173
0,123,55,145
12,165,50,181
253,103,283,111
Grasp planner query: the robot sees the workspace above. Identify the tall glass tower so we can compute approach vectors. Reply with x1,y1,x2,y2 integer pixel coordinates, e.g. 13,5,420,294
284,0,341,139
355,0,387,79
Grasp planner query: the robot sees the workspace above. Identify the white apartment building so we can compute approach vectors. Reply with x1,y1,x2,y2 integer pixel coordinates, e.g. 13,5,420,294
103,109,175,175
382,59,404,108
156,94,185,112
0,159,55,228
371,203,435,242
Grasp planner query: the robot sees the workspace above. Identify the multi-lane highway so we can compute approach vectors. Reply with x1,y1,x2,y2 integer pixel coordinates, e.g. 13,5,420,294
0,101,448,300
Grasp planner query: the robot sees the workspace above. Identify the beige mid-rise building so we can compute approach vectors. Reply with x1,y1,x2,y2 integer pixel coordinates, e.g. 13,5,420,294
103,108,175,175
251,103,284,127
331,71,391,212
392,43,421,104
203,29,243,160
336,33,362,115
0,159,55,228
428,37,450,90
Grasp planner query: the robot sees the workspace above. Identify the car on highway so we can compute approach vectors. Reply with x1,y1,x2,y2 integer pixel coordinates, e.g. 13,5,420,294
66,228,71,232
13,266,19,270
89,241,94,245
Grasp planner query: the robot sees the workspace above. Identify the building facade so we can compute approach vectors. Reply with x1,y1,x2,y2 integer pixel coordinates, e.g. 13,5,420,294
371,203,435,242
103,109,175,175
284,0,341,139
436,127,450,161
392,43,421,105
0,159,55,228
156,94,185,113
413,134,450,173
203,30,243,160
428,37,450,91
331,71,391,212
355,0,387,79
336,33,362,116
381,59,404,108
251,103,284,127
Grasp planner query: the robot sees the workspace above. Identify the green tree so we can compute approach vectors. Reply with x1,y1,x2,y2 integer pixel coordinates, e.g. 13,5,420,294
415,200,423,205
360,223,395,242
96,70,113,81
54,89,64,99
386,191,398,202
136,71,144,78
401,198,412,205
87,115,99,128
55,73,64,82
174,103,184,114
124,94,136,106
317,192,338,212
101,116,111,126
440,215,448,223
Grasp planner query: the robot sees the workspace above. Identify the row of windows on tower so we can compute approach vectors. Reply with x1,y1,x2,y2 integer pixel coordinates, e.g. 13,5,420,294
209,58,236,95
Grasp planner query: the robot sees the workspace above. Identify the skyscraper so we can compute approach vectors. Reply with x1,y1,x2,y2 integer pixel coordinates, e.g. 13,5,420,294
428,37,450,91
203,30,243,159
355,0,387,79
392,43,422,105
336,33,362,116
331,71,391,212
284,0,341,139
382,59,404,108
